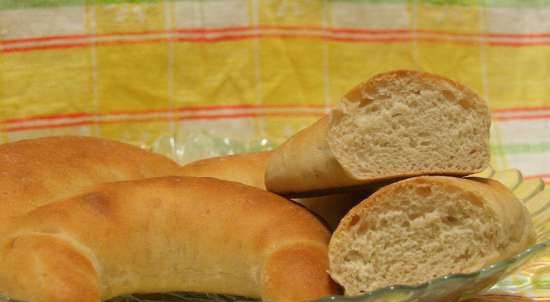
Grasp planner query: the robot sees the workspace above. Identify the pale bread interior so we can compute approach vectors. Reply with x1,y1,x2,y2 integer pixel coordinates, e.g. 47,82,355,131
328,73,490,180
329,181,505,295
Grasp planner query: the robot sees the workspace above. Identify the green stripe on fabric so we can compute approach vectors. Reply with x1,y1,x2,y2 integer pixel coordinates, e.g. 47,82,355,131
492,142,550,155
0,0,163,10
0,0,82,9
486,0,550,6
329,0,477,4
330,0,550,6
4,0,550,10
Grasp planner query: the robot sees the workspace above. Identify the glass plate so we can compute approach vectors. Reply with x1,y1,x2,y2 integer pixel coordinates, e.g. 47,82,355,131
1,168,548,302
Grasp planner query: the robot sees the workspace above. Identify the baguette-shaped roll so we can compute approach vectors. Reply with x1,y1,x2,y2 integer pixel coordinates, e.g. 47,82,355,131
0,177,338,302
328,176,535,295
266,70,491,195
0,136,181,220
180,152,368,230
180,151,271,189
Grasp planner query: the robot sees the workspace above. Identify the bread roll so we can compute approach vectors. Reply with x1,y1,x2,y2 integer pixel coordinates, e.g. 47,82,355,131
328,176,535,295
180,152,369,230
180,151,270,190
265,70,491,196
0,136,181,220
0,177,339,302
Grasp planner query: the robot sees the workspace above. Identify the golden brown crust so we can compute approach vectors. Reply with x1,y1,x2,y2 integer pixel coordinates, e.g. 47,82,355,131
265,118,360,195
343,70,485,111
0,177,337,302
181,151,368,230
1,234,100,302
262,244,342,302
180,151,271,189
266,70,490,195
0,136,182,220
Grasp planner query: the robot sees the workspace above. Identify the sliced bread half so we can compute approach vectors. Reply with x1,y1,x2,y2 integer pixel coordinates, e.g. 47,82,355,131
265,70,491,196
328,176,535,295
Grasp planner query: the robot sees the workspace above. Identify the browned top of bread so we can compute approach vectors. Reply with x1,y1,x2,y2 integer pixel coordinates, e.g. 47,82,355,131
0,136,181,219
1,176,337,302
180,151,271,189
343,70,486,112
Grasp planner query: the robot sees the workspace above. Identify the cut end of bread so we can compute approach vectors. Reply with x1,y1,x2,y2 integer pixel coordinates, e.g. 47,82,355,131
328,70,490,181
328,176,508,295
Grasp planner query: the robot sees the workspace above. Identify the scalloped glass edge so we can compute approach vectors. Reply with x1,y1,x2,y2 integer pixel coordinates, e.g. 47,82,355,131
1,167,549,302
310,241,550,302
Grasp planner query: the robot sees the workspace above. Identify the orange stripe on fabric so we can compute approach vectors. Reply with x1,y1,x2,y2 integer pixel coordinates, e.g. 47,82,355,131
4,25,550,45
494,114,550,121
4,105,550,126
4,26,550,53
3,104,327,123
493,106,550,113
2,112,323,132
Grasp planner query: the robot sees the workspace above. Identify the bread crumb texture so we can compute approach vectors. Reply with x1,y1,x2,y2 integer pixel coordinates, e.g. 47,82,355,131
329,177,506,295
329,70,490,179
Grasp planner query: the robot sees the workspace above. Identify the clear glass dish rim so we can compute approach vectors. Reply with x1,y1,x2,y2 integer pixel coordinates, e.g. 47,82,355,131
309,240,550,302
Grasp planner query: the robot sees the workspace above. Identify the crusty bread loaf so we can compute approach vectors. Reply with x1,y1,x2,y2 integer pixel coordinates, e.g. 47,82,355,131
0,136,182,220
180,152,369,230
265,70,491,195
180,151,271,190
0,177,339,302
328,176,535,295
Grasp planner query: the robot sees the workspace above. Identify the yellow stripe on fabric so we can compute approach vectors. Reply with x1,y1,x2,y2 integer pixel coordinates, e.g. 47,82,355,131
259,39,326,106
414,2,485,95
486,46,550,109
258,1,326,106
94,2,169,112
173,41,258,107
0,49,94,120
95,43,170,111
415,42,485,95
328,43,417,103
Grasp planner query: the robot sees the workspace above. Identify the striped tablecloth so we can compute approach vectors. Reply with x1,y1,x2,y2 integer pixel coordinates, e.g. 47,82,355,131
1,0,549,300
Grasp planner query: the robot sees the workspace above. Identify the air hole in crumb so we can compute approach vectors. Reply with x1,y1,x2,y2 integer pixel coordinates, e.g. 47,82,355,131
366,105,380,113
344,250,362,262
443,216,459,224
